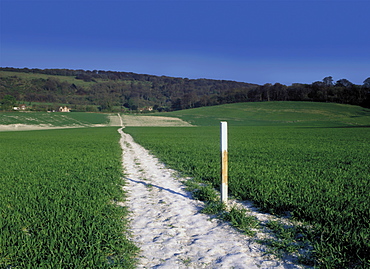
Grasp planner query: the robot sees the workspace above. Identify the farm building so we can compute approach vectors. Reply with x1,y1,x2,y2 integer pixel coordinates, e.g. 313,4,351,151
139,106,153,112
59,106,70,112
13,104,27,111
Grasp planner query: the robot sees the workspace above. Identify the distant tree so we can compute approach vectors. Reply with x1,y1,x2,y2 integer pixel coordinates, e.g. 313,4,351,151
98,101,112,112
130,104,138,111
1,95,17,110
75,73,94,82
123,102,132,110
336,78,353,88
259,83,272,101
323,76,334,87
270,83,288,101
287,83,310,101
233,90,248,102
171,98,182,111
182,92,197,109
361,84,370,108
44,78,59,91
1,94,17,110
308,81,327,101
312,81,325,88
363,77,370,88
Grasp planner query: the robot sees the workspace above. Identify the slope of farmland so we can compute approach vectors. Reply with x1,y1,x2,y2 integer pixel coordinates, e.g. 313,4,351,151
0,112,112,131
0,112,192,131
2,102,369,268
124,102,370,268
152,101,370,127
0,112,110,125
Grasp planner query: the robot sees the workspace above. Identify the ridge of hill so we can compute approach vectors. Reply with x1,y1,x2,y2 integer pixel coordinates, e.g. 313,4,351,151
0,67,256,112
1,67,370,112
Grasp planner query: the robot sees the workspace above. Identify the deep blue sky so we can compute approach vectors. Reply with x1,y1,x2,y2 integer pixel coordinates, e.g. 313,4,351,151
1,0,369,85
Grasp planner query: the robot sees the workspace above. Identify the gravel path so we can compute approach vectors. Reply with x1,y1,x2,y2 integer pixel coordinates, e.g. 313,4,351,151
119,128,304,269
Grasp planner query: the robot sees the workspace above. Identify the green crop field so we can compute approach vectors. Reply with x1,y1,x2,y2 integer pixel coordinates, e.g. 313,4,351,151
125,102,370,268
0,112,109,126
152,101,370,127
1,101,369,268
0,127,138,268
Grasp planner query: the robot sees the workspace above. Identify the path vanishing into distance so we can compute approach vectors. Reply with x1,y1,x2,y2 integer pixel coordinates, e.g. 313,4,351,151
118,114,308,268
0,113,309,268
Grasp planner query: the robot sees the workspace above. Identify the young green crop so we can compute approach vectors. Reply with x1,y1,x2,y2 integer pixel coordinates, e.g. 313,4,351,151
0,127,138,268
150,101,370,127
0,111,109,126
125,125,370,268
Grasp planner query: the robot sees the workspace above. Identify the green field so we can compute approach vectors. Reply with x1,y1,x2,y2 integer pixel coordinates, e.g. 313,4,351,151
153,101,370,127
0,112,110,126
125,102,370,268
0,128,138,268
1,101,369,268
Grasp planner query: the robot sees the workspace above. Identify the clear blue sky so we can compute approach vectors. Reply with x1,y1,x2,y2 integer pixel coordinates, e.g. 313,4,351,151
1,0,369,85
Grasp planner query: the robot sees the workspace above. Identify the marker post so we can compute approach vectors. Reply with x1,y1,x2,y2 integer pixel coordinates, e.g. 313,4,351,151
220,121,228,203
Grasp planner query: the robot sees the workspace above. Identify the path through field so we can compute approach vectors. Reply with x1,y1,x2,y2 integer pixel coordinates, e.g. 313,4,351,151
119,127,305,269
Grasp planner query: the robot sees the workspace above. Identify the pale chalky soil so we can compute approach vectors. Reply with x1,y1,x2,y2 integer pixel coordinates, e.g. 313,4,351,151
120,115,193,127
118,128,304,269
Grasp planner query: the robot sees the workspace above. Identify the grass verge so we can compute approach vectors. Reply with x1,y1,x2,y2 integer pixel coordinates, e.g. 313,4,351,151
183,179,259,236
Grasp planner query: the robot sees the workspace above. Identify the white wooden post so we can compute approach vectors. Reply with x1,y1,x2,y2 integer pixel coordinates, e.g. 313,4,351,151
220,121,228,203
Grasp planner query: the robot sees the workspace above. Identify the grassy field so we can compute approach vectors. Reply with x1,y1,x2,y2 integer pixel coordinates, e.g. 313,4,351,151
125,102,370,268
0,112,110,126
2,101,369,268
153,101,370,127
0,128,138,268
0,70,97,87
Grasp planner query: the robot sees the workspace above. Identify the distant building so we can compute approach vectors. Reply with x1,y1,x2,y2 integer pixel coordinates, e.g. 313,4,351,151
139,106,153,112
13,104,27,111
59,106,70,112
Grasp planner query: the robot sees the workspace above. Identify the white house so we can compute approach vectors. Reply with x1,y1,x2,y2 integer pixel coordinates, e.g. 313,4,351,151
59,106,70,112
13,104,27,110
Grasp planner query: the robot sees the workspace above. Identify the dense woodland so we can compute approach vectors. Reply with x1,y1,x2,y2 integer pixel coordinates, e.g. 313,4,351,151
1,67,370,111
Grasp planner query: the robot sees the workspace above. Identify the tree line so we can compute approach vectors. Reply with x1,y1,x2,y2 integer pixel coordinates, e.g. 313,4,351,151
1,67,369,112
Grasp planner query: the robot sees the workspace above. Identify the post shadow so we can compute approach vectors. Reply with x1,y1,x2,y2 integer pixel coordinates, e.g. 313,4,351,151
124,177,189,198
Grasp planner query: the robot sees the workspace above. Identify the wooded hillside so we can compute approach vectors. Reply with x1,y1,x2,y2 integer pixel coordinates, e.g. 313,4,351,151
1,67,369,111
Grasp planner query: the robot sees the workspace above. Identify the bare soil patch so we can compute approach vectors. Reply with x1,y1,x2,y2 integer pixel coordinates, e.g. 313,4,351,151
0,124,80,132
120,115,193,127
0,114,191,131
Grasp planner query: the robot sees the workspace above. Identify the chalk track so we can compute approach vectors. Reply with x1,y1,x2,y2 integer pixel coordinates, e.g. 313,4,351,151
118,128,304,269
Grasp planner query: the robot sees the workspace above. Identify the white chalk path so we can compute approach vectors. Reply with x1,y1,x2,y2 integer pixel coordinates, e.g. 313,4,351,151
118,127,305,269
